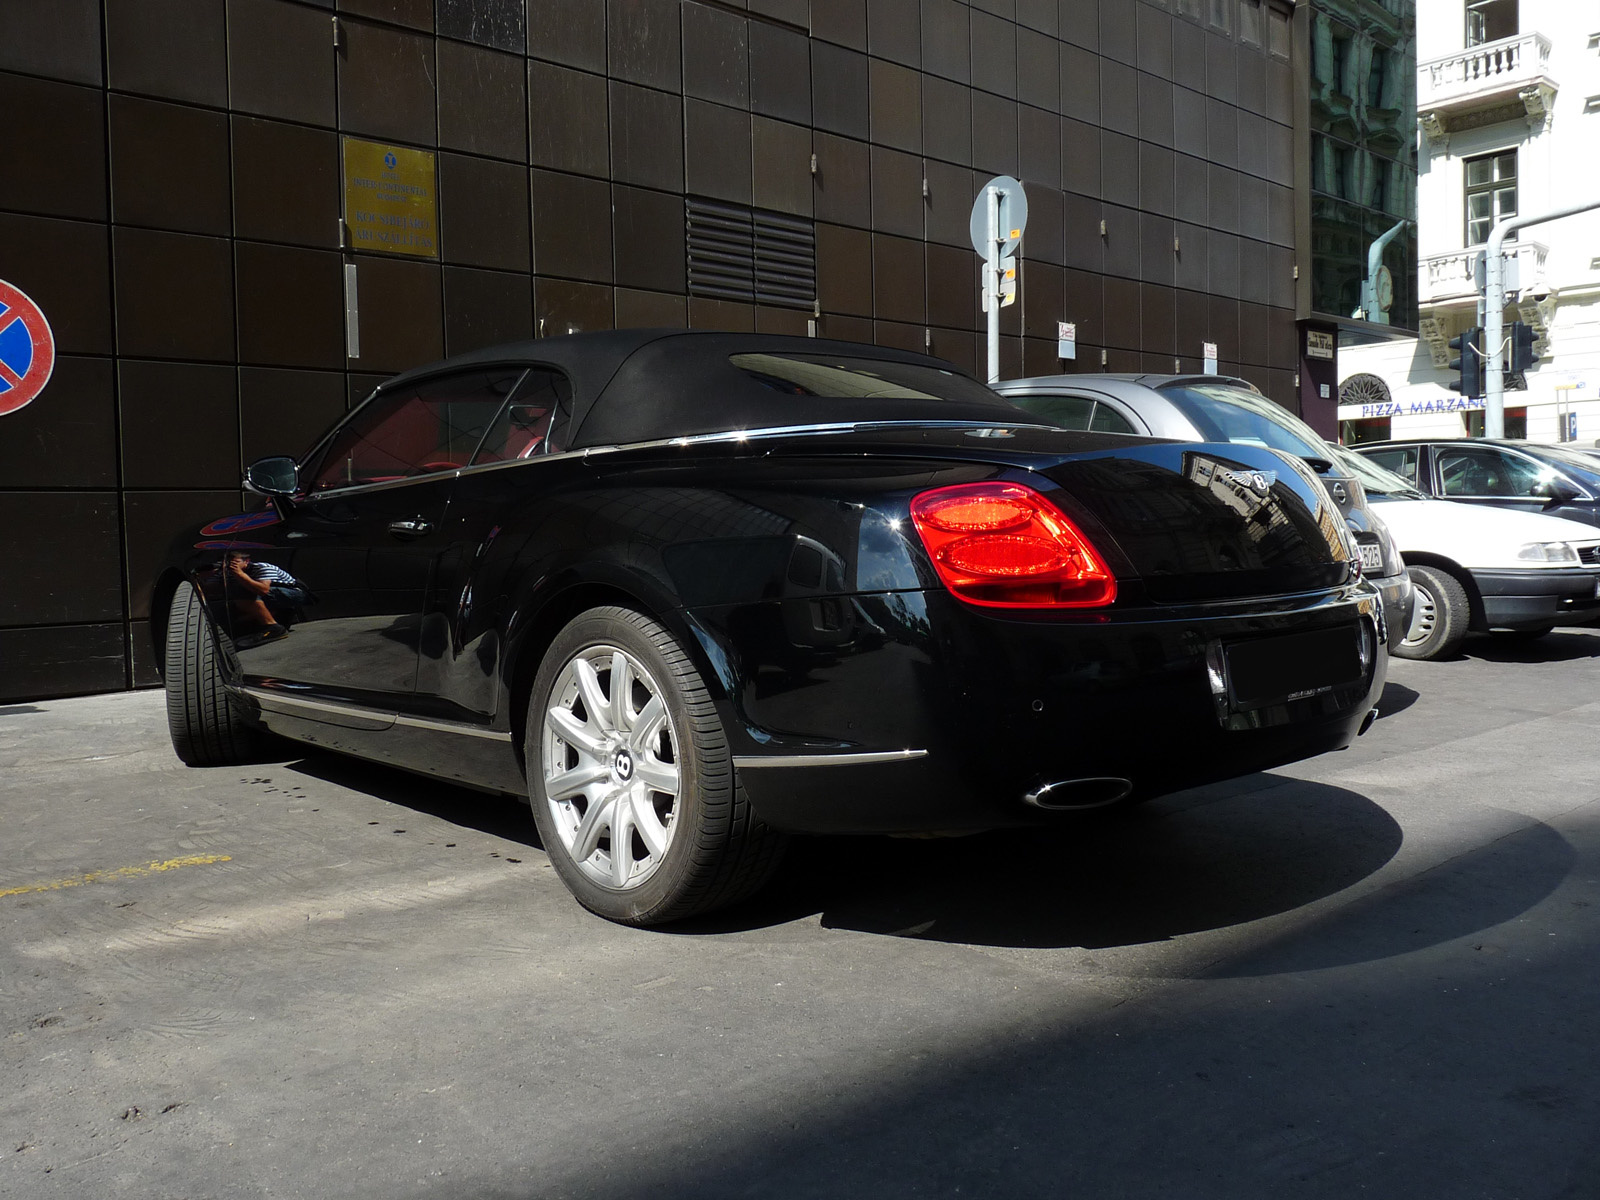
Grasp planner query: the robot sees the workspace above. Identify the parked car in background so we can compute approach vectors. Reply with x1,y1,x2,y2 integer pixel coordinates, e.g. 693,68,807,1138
993,374,1413,646
1353,439,1600,530
154,332,1386,926
1332,446,1600,659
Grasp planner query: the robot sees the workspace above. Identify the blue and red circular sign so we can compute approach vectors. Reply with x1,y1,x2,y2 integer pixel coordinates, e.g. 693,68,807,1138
199,511,282,538
0,279,55,418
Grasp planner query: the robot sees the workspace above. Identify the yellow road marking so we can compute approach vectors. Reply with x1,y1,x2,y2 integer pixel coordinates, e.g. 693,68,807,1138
0,854,233,899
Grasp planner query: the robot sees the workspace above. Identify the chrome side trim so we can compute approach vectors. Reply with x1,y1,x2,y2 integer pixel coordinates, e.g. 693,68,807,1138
393,713,514,742
731,748,929,768
240,687,512,742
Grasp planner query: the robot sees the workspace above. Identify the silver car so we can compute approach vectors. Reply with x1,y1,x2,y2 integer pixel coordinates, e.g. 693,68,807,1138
993,373,1414,646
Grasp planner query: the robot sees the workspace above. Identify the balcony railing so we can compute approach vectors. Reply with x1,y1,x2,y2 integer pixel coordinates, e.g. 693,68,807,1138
1419,33,1556,120
1420,241,1547,306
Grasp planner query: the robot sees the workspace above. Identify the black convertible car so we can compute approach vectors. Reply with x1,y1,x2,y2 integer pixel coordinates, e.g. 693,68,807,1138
155,331,1385,925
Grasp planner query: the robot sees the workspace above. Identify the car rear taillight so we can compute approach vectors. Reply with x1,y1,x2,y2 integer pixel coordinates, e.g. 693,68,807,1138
909,482,1117,608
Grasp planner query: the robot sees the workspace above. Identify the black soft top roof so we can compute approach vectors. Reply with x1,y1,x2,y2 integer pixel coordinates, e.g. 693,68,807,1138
378,330,1020,448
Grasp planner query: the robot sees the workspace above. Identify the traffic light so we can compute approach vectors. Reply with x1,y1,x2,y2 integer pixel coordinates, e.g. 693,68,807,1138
1448,327,1484,399
1509,321,1537,373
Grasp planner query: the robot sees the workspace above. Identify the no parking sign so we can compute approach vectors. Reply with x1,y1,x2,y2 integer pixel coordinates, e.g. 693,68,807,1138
0,278,55,417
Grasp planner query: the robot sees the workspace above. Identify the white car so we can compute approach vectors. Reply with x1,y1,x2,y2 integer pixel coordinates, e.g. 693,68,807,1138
1335,447,1600,660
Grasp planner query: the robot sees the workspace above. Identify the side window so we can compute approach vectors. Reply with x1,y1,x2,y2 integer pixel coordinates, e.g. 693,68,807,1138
470,369,574,464
1437,446,1546,498
1089,402,1137,434
1365,447,1417,484
306,369,525,491
1011,394,1095,430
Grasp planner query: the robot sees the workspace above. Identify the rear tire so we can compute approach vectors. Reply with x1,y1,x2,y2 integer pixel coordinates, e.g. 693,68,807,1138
164,582,266,766
1392,565,1470,661
526,606,786,926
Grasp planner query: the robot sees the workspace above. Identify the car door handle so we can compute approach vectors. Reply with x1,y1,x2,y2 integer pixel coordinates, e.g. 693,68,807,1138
387,517,433,537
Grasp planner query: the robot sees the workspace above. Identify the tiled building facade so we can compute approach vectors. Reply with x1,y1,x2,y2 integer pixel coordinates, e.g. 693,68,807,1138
0,0,1301,702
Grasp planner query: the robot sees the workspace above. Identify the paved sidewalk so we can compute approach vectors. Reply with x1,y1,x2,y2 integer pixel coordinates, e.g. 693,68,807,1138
3,631,1600,1199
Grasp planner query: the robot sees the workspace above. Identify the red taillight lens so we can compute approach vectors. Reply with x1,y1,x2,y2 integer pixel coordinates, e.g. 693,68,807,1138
909,482,1117,608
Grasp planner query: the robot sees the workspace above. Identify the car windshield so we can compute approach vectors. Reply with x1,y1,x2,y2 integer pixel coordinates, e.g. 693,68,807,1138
1325,442,1426,499
1156,381,1331,464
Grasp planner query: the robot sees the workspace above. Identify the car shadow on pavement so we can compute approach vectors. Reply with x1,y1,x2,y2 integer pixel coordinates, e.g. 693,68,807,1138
683,775,1405,950
1465,629,1600,664
284,750,542,848
1375,680,1419,719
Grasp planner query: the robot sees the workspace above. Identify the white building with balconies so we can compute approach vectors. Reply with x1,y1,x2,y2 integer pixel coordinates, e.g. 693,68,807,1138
1338,0,1600,445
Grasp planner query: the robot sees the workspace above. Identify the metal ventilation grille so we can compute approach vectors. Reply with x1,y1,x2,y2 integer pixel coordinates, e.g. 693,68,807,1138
686,198,815,311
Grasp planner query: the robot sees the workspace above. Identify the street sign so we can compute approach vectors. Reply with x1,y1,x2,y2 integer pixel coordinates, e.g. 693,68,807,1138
968,176,1028,257
1058,321,1076,360
0,278,55,418
1203,341,1218,374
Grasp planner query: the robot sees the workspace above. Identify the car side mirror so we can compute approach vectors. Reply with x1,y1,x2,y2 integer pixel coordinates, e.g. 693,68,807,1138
244,456,299,497
1537,478,1580,506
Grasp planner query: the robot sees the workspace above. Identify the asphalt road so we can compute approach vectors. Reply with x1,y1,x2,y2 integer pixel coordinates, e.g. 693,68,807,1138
4,631,1600,1199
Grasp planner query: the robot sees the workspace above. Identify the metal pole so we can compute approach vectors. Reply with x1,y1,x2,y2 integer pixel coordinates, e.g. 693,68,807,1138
1483,197,1600,437
1359,219,1409,322
986,185,1000,385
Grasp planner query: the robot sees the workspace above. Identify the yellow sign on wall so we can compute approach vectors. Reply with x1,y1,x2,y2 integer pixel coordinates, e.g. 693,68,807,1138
343,138,438,259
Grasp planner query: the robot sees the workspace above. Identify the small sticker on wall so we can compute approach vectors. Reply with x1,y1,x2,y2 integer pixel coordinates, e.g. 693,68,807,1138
0,279,55,417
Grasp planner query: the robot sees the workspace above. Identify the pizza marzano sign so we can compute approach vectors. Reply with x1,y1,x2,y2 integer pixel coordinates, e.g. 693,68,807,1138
342,139,438,259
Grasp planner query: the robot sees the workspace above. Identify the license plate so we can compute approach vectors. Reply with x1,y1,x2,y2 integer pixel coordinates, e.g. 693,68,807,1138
1358,543,1383,573
1224,625,1364,711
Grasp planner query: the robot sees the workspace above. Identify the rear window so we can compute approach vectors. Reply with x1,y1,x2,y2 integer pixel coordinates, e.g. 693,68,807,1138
1157,382,1327,461
730,353,1002,405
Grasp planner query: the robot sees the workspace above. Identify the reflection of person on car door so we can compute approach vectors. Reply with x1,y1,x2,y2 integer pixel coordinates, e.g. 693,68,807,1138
226,552,309,644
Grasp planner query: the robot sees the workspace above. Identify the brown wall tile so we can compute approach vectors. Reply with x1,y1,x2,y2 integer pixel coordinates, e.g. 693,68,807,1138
1062,267,1104,346
868,0,920,67
814,133,870,228
689,297,754,331
810,42,867,139
612,185,684,294
870,59,921,153
440,153,531,271
0,492,123,625
683,3,749,109
0,358,116,488
536,278,614,334
118,361,240,488
114,230,234,362
0,0,102,86
0,625,126,702
608,0,681,92
529,0,606,71
922,75,971,166
752,118,812,217
339,20,437,146
236,242,345,368
921,0,970,83
0,215,112,355
105,0,227,106
0,74,105,221
110,95,231,236
1017,26,1058,112
443,266,534,355
1021,260,1063,339
228,0,337,127
609,82,684,192
813,0,867,51
232,118,341,249
755,306,809,335
339,0,432,32
348,254,443,372
685,101,751,205
970,91,1018,177
871,233,924,324
438,40,527,162
870,146,923,239
240,367,347,463
615,288,687,329
749,22,811,124
970,11,1017,100
436,0,524,53
923,159,975,247
817,223,872,317
529,61,609,177
531,170,614,282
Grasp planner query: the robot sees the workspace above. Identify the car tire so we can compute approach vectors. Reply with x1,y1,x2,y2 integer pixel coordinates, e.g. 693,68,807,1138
526,606,787,925
1392,565,1470,661
164,581,267,766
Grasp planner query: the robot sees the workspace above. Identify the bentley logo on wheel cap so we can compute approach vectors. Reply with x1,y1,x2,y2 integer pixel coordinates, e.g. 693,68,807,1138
613,750,635,781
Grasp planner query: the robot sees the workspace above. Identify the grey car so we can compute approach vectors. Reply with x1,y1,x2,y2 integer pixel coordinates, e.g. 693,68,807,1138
993,373,1414,646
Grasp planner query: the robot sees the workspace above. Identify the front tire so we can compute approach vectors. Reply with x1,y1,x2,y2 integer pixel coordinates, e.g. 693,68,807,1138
1392,565,1470,661
164,582,266,765
526,606,786,925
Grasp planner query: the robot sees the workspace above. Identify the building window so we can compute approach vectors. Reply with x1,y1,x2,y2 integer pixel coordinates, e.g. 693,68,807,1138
1465,151,1516,246
1240,0,1263,45
1367,46,1389,109
1209,0,1232,34
1466,0,1517,46
1268,4,1291,58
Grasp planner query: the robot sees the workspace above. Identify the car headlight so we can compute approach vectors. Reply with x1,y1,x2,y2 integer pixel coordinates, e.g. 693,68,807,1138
1516,541,1579,563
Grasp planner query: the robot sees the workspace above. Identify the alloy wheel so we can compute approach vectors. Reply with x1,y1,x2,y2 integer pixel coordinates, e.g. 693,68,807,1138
541,644,680,890
1402,582,1437,648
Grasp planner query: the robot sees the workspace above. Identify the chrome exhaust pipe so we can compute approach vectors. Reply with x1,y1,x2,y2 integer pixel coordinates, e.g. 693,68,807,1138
1022,777,1134,810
